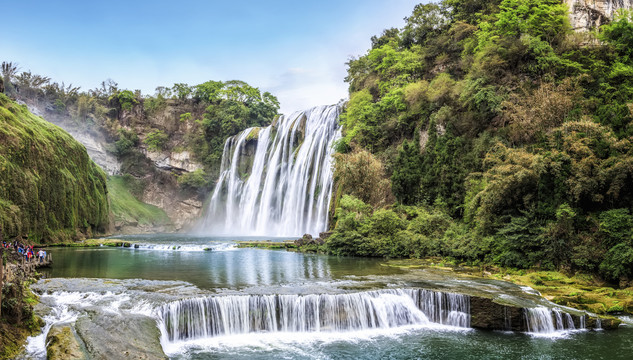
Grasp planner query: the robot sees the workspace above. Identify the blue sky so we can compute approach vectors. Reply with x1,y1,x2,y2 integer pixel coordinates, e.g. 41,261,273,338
2,0,421,114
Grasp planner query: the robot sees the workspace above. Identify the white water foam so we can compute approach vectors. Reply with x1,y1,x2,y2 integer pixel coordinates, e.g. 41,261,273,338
524,307,584,338
155,288,471,355
23,291,124,358
130,242,237,252
199,105,342,237
160,325,470,358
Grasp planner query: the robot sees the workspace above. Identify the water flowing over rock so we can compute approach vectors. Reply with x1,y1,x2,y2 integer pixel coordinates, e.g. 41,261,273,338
199,105,341,237
156,289,470,342
524,307,582,335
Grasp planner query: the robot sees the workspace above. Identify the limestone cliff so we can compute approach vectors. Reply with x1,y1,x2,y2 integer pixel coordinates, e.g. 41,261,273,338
17,96,206,233
566,0,633,30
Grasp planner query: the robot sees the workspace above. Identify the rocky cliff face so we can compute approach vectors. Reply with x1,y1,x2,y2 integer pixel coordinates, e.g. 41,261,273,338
23,101,121,175
19,96,206,233
566,0,633,31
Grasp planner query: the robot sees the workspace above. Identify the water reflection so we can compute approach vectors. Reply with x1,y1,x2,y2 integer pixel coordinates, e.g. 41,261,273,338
42,236,401,289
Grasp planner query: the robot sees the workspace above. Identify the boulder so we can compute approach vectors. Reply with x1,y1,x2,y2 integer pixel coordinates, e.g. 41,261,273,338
75,312,167,359
46,325,86,360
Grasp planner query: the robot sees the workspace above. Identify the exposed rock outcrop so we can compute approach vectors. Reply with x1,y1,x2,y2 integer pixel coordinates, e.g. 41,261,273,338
566,0,633,31
23,101,121,175
74,312,167,359
142,179,203,231
145,150,202,173
46,325,86,360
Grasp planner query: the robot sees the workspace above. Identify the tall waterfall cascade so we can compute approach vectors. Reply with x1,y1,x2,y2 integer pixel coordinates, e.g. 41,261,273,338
156,289,471,342
199,105,341,237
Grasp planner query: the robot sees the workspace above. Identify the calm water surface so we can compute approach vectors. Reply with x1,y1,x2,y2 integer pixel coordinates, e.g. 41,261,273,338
41,234,402,290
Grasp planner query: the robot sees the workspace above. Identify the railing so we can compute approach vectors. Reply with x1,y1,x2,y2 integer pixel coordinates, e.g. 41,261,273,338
1,253,52,282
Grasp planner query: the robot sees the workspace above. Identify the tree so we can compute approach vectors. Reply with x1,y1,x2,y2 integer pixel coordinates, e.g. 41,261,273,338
172,83,192,100
401,3,451,48
392,135,422,204
334,148,393,208
194,80,224,103
1,61,19,95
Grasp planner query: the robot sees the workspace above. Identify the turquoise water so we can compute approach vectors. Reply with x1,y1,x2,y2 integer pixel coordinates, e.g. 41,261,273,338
41,235,403,289
34,234,633,359
174,327,633,360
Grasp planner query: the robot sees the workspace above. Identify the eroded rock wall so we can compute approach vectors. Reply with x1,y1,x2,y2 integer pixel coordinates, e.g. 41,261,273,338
566,0,633,31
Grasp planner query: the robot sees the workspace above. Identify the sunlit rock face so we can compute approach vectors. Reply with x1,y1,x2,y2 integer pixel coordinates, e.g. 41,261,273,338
565,0,633,31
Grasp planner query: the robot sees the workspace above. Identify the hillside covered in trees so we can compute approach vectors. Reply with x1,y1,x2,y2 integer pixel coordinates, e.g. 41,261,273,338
1,61,280,230
324,0,633,286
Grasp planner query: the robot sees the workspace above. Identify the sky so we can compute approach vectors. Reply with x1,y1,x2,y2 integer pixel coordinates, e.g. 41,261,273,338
2,0,421,115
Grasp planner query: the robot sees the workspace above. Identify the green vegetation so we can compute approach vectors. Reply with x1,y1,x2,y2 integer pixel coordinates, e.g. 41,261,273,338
190,80,280,171
177,169,208,190
489,270,633,315
50,238,132,247
0,93,109,242
0,280,43,359
107,176,170,226
114,128,139,156
1,63,280,187
236,240,298,250
324,1,633,287
143,129,168,152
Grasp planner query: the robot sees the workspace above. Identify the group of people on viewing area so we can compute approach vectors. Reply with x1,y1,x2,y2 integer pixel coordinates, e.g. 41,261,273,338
2,241,47,263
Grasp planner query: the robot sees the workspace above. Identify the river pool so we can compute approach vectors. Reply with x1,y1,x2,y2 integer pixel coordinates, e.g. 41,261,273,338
22,234,633,359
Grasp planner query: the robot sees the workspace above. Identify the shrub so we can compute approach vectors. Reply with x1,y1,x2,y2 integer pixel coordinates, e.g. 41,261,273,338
600,243,633,282
115,129,139,156
334,148,393,208
143,129,168,152
177,169,208,189
598,209,633,249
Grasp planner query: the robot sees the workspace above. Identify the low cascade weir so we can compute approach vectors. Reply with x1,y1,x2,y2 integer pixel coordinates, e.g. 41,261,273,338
157,289,471,342
200,105,341,237
524,307,583,334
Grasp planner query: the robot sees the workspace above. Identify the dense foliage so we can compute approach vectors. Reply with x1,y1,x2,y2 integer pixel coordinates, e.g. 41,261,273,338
0,93,109,242
0,64,280,178
327,1,633,285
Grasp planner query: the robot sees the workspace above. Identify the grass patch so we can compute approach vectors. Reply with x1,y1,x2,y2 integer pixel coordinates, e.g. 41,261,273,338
492,270,633,315
107,176,170,226
50,238,132,247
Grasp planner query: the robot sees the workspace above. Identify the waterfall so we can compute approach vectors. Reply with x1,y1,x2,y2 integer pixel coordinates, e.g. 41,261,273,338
409,289,470,327
156,289,470,342
199,105,341,237
524,307,581,334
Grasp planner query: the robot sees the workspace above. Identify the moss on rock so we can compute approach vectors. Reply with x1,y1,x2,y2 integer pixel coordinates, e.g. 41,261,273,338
0,93,109,243
46,325,86,360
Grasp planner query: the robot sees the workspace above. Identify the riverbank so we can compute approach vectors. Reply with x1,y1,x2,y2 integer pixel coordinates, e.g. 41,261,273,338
236,240,297,249
231,240,633,318
46,239,132,248
384,258,633,317
0,251,45,359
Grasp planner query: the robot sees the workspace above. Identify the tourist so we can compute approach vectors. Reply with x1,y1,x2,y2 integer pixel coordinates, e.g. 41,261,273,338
37,249,45,263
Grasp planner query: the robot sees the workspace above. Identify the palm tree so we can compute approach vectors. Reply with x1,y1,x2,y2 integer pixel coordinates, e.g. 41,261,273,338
1,61,19,95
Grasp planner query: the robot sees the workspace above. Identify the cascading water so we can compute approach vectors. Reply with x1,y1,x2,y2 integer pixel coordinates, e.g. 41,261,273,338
524,307,581,335
410,289,471,327
198,105,341,237
156,289,471,342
